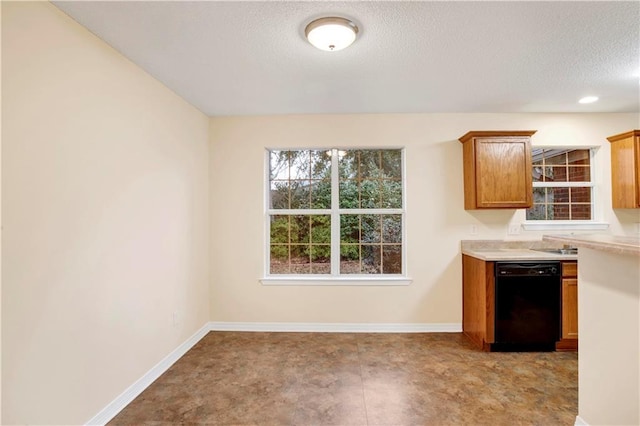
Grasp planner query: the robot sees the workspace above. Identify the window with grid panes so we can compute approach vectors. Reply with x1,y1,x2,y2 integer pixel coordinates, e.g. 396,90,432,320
526,148,594,220
267,149,404,276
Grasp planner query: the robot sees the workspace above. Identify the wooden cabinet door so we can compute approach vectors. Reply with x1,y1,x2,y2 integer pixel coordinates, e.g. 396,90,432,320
562,278,578,339
475,138,532,208
635,135,640,208
462,255,495,351
608,130,640,208
459,131,536,210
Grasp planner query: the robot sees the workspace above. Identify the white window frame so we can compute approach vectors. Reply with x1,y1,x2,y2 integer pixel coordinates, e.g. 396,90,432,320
261,148,411,286
522,146,608,231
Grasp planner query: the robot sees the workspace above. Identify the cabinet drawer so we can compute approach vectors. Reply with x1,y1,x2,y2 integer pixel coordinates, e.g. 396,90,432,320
562,262,577,277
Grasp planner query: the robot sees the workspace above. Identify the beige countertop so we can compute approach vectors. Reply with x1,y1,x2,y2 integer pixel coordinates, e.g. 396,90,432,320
543,234,640,257
461,247,578,261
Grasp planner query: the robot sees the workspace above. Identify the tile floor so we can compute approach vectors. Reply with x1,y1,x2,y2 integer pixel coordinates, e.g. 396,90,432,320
109,332,577,425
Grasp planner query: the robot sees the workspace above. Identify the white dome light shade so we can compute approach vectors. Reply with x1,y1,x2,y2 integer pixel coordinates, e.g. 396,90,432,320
578,96,599,104
305,17,359,52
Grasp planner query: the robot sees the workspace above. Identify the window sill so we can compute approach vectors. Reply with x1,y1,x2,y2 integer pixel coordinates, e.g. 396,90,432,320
260,277,412,286
522,221,609,231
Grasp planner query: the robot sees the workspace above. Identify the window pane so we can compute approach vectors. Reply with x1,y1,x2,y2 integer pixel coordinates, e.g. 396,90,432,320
548,204,570,220
310,244,331,262
568,166,590,182
338,151,358,179
382,215,402,243
310,150,331,179
526,203,546,220
571,204,591,220
540,166,555,182
290,181,310,209
310,215,331,243
310,243,330,274
547,166,568,182
340,245,360,274
339,149,403,210
360,180,381,208
381,179,402,208
310,179,331,209
361,245,381,274
270,245,289,274
383,245,402,274
269,215,311,244
532,166,544,182
382,150,402,178
270,216,290,243
359,150,382,178
290,245,311,274
547,187,569,203
270,181,290,209
339,180,359,209
545,151,567,165
291,215,310,244
340,215,360,243
568,150,590,166
270,215,331,275
339,214,402,275
570,187,591,203
362,215,381,243
269,150,332,210
269,151,289,180
311,260,331,274
532,187,545,204
290,151,310,180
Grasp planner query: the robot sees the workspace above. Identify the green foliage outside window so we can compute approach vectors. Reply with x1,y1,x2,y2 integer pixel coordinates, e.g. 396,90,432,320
268,149,403,275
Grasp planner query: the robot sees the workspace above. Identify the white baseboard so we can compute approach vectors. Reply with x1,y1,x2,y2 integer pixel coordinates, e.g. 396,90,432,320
574,415,589,426
85,322,210,426
209,321,462,333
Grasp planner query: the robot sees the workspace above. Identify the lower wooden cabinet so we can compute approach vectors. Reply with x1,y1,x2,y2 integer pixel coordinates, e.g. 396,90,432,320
557,261,578,351
462,255,495,351
463,255,578,351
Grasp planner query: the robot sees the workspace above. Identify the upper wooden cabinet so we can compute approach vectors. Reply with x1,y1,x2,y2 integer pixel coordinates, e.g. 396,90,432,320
607,130,640,209
459,131,536,209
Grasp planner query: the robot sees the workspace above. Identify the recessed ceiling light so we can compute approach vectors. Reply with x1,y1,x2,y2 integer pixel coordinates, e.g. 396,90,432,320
578,96,599,104
305,17,359,52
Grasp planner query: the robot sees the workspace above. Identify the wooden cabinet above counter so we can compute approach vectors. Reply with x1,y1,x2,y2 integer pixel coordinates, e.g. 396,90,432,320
459,130,536,210
608,130,640,209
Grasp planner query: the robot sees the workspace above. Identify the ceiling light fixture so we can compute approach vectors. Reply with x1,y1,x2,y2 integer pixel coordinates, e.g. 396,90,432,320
578,96,599,104
305,17,359,52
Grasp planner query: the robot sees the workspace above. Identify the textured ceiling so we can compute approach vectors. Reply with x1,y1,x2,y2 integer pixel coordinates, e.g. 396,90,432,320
53,1,639,116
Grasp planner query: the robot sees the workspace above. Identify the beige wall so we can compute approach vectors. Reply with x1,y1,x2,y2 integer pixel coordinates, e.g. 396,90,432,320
578,248,639,425
2,3,209,424
209,113,638,324
0,2,3,420
1,0,639,424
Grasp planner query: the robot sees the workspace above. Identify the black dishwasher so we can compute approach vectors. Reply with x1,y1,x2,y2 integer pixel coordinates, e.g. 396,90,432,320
493,262,561,352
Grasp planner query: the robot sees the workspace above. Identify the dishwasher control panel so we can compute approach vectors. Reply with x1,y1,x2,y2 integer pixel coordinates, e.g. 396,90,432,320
496,263,560,277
